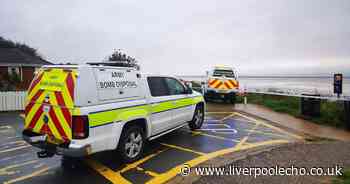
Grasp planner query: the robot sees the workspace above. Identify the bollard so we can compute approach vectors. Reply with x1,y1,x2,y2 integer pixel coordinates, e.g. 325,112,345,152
244,96,247,105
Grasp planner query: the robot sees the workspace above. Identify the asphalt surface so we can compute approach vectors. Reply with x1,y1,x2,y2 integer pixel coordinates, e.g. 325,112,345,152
0,103,302,184
195,141,350,184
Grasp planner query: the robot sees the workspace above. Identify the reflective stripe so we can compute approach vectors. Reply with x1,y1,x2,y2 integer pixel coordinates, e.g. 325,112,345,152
88,96,204,128
208,78,239,89
24,68,77,142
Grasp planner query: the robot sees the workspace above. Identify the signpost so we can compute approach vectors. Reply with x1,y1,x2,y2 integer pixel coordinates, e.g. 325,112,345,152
334,74,343,98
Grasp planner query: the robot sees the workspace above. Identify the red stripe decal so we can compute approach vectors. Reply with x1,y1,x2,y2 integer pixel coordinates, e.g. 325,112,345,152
49,108,68,140
54,91,72,127
229,80,237,87
224,82,231,89
27,105,44,130
209,79,217,85
66,73,74,101
214,81,222,88
25,90,44,115
28,73,43,94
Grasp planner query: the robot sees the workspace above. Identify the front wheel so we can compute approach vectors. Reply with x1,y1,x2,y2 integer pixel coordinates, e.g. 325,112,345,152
117,126,145,163
189,105,204,130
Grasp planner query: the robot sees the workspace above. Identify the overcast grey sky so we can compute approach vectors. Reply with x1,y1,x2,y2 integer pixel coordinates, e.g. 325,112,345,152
1,0,350,76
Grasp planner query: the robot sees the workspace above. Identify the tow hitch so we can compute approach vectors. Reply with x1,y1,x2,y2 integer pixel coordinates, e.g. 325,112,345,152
37,150,55,158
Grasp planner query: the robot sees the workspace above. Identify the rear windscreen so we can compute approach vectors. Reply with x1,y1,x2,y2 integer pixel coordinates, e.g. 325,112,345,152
213,70,235,78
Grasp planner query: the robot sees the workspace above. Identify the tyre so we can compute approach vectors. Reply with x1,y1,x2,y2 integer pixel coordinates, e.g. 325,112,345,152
189,104,204,130
117,125,145,163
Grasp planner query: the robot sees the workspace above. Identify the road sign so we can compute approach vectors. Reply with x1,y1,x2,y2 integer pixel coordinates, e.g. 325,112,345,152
334,73,343,97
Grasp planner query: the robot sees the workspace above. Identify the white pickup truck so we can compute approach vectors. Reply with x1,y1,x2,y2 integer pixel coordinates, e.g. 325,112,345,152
22,63,205,163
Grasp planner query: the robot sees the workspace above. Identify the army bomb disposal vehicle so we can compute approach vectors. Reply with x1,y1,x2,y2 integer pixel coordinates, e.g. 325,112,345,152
22,63,205,162
204,65,239,104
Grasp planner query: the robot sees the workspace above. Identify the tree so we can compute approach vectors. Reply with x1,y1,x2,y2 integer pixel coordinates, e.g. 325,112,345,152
107,49,140,70
0,36,44,60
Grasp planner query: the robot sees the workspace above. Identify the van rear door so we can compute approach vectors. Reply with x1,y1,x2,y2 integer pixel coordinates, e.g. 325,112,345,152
24,67,77,142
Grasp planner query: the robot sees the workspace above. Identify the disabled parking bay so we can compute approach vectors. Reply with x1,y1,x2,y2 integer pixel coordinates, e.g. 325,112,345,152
0,105,303,184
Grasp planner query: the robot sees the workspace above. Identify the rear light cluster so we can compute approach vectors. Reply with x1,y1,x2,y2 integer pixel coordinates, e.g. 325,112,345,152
72,116,89,139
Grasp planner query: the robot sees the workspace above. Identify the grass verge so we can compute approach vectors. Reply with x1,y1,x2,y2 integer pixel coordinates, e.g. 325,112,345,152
237,94,347,129
333,169,350,184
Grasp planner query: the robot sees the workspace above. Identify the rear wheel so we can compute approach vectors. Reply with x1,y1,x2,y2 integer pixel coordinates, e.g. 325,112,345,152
117,125,145,163
189,104,204,130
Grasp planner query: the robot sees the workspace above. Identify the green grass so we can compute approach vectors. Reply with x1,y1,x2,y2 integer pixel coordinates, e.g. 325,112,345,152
237,94,347,129
333,169,350,184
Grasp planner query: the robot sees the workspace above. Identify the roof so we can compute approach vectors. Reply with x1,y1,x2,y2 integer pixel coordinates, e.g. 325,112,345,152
213,65,234,70
0,48,52,67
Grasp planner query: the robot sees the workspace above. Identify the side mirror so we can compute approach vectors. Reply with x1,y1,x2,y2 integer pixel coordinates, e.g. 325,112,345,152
184,83,193,94
185,87,193,94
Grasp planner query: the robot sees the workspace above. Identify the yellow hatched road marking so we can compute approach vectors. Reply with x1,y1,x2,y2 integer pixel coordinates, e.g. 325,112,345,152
120,149,168,173
3,166,50,184
235,122,260,150
219,113,235,121
234,112,303,140
206,112,233,114
160,143,205,156
0,160,38,175
246,129,292,138
85,159,132,184
189,130,244,144
0,145,31,154
144,170,160,177
145,139,290,184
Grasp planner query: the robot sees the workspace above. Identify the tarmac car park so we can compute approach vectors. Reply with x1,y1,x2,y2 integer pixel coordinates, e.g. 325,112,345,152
0,102,303,184
0,63,304,184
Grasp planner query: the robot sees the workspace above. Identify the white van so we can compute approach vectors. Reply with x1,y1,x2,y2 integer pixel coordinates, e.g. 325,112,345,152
23,63,205,162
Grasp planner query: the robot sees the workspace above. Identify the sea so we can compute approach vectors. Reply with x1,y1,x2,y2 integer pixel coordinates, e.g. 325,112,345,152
178,76,350,97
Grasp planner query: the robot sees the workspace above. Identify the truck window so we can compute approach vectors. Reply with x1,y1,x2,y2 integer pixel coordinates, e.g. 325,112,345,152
147,77,170,97
164,78,185,95
213,70,235,78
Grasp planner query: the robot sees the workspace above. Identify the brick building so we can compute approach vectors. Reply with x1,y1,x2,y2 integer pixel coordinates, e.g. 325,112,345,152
0,48,52,91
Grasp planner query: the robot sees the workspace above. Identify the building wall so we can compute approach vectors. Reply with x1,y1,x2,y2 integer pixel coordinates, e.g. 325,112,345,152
0,66,36,91
19,67,35,90
0,66,7,81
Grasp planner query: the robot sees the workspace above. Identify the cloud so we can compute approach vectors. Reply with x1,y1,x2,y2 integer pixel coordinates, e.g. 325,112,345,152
1,0,349,75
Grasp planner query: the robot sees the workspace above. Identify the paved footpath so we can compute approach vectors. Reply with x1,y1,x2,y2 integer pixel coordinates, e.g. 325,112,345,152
235,104,350,141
